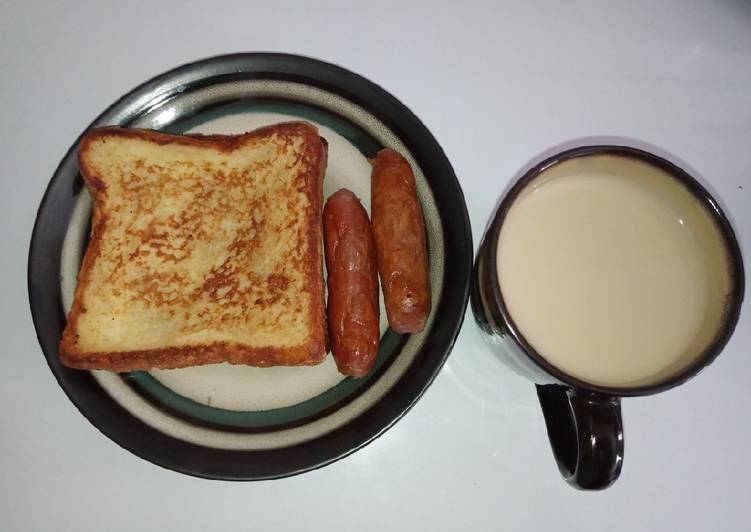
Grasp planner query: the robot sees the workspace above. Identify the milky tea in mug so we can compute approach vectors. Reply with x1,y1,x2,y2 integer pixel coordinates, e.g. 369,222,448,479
496,154,734,388
472,146,743,489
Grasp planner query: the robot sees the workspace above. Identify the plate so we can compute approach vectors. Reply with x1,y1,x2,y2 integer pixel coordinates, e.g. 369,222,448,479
28,53,472,479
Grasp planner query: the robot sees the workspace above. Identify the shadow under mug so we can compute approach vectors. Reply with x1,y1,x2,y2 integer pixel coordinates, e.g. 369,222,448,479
471,145,744,490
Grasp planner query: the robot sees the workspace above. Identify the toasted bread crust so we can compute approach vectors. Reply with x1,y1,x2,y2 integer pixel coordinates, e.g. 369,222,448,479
60,122,327,370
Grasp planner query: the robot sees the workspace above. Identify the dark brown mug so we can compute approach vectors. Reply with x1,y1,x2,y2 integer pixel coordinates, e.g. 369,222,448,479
471,145,744,490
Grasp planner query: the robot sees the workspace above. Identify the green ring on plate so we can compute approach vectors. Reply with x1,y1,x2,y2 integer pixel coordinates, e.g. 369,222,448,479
167,99,381,154
126,330,403,429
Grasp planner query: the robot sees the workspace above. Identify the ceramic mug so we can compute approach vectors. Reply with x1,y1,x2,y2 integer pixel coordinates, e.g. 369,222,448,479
470,145,744,490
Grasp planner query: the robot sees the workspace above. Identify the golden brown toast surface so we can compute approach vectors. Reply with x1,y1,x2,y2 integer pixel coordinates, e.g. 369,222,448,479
60,122,328,371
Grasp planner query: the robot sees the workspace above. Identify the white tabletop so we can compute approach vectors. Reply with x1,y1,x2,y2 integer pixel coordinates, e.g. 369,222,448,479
3,1,750,530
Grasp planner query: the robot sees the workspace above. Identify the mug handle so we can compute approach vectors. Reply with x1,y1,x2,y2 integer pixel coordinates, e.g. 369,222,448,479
536,384,624,490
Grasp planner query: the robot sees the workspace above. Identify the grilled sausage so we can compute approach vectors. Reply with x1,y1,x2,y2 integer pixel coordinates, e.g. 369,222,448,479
370,149,430,333
323,188,380,377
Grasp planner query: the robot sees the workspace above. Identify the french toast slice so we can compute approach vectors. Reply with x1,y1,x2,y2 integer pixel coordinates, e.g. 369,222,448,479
60,122,328,371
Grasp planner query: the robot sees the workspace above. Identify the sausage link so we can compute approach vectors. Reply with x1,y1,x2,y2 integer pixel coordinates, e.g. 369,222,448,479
323,188,380,377
370,149,431,333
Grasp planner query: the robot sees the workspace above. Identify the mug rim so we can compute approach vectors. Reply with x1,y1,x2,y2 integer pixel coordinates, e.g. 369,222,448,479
485,144,745,397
